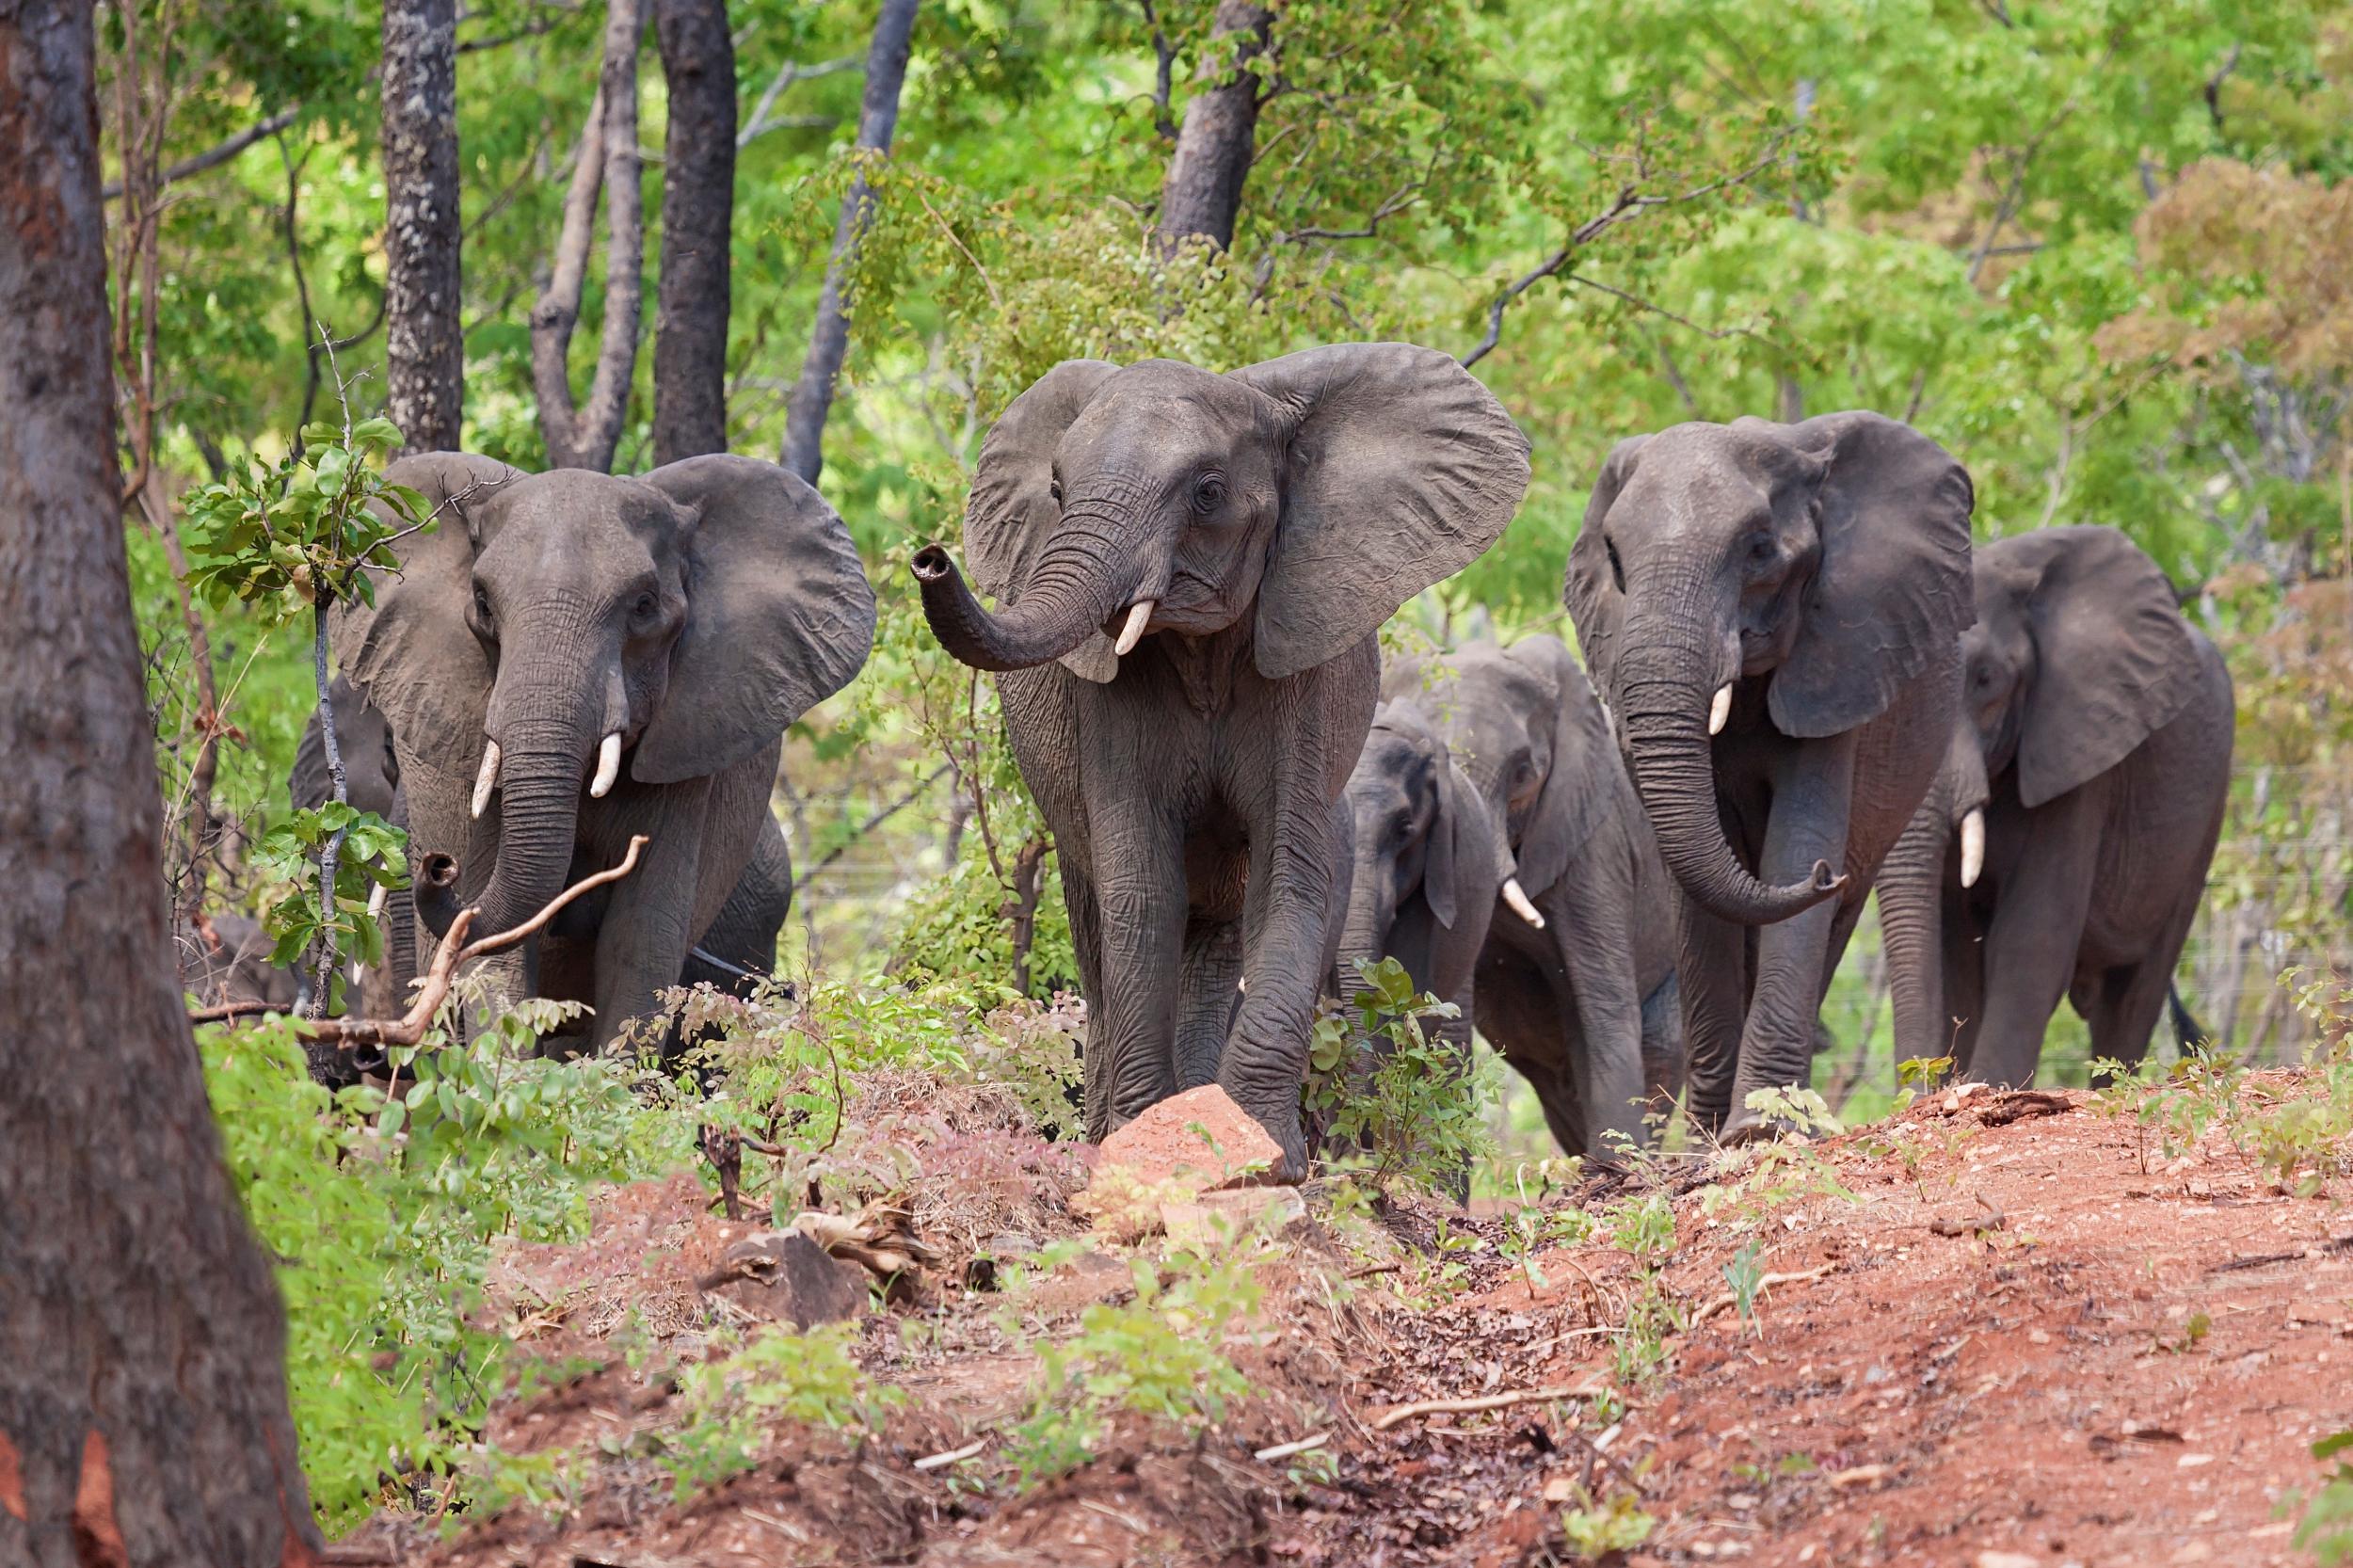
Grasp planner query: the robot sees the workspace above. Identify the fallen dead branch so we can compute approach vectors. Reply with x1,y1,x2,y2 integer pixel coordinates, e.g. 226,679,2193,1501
1688,1264,1836,1326
1977,1088,2075,1127
913,1436,988,1471
1929,1193,2007,1239
1253,1432,1329,1463
186,835,648,1048
1370,1381,1601,1432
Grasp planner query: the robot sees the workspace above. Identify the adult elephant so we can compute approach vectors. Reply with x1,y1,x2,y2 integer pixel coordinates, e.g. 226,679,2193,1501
1376,637,1682,1158
1875,525,2233,1083
913,344,1529,1176
333,452,872,1052
1564,413,1976,1139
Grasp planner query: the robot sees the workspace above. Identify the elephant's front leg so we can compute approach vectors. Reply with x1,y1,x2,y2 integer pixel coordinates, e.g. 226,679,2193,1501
587,789,711,1053
1547,870,1651,1160
1673,896,1747,1134
1221,808,1341,1182
1083,789,1189,1140
1725,735,1858,1136
1174,917,1244,1091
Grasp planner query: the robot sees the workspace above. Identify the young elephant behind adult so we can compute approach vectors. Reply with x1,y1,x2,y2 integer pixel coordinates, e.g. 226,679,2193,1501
1875,525,2233,1082
913,344,1529,1176
1564,413,1976,1139
333,453,872,1052
1385,636,1682,1157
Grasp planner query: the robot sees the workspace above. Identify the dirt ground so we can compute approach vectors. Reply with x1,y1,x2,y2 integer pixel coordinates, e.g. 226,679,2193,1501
334,1076,2353,1568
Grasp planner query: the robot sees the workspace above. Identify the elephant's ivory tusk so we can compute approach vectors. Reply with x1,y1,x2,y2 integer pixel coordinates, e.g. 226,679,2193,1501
590,732,623,798
1959,808,1985,889
1502,877,1545,929
470,740,501,819
1113,599,1155,656
1708,683,1734,736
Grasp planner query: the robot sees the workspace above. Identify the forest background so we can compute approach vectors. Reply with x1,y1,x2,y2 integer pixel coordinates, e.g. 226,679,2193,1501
116,0,2353,1149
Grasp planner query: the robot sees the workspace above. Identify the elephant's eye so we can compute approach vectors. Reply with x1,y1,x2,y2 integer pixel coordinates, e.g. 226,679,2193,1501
1048,477,1064,508
472,585,493,623
1192,474,1227,514
1747,532,1778,565
1605,536,1626,592
632,592,659,622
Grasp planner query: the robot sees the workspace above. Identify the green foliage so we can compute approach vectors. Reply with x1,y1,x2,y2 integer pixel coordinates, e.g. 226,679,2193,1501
1305,958,1497,1193
1741,1084,1847,1139
2302,1431,2353,1565
1721,1240,1766,1337
250,802,405,979
1559,1484,1657,1560
664,1323,902,1501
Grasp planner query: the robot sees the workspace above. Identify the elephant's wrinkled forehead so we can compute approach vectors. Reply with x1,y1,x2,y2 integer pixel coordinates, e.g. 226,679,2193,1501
1610,424,1794,525
484,471,681,569
1061,360,1271,470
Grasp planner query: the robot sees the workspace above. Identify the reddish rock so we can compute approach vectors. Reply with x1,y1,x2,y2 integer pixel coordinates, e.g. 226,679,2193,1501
1096,1084,1286,1191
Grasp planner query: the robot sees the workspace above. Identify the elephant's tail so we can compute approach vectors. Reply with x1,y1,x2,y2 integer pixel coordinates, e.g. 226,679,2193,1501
2169,984,2211,1056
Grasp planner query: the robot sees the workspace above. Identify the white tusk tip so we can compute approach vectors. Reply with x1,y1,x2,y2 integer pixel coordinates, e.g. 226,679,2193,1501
1708,682,1734,736
1502,877,1545,929
589,732,623,799
1959,808,1985,889
1113,599,1155,656
470,740,501,819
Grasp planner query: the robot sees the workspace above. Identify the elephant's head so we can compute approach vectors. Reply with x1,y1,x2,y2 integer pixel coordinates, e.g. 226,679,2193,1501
1337,700,1513,995
332,452,874,939
911,344,1530,681
1960,524,2200,810
1388,635,1617,922
290,676,400,818
1564,413,1976,923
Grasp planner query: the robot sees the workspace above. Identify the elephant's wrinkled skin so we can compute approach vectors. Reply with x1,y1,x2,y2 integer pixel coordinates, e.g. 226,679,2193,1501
334,452,872,1051
1372,637,1681,1159
1875,525,2234,1083
914,345,1529,1176
1564,413,1976,1139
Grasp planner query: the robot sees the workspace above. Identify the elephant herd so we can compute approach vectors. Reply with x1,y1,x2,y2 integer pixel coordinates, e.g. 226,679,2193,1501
184,341,2236,1182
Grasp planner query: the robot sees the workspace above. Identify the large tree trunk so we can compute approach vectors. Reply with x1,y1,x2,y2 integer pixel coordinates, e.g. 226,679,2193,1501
650,0,735,465
780,0,918,484
381,0,464,454
1156,1,1272,252
0,4,321,1561
532,0,648,473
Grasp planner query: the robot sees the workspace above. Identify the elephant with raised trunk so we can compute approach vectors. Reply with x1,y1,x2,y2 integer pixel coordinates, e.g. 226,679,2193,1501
1565,413,1976,1139
1875,525,2233,1083
333,452,872,1051
913,344,1529,1176
1365,637,1681,1159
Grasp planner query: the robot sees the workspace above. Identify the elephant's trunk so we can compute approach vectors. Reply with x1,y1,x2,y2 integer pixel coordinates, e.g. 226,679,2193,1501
1613,632,1842,925
466,716,594,936
912,537,1129,672
1877,800,1950,1069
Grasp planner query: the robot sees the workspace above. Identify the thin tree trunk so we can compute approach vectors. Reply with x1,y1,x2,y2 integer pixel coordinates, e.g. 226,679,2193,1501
651,0,735,464
0,3,320,1560
382,0,465,453
532,0,648,472
1156,1,1272,252
780,0,919,484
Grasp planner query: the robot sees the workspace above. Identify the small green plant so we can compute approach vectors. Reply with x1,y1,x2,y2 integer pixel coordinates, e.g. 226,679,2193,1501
665,1322,902,1500
1305,958,1496,1194
1606,1193,1676,1265
1559,1483,1656,1559
1611,1274,1684,1388
1722,1240,1766,1337
1742,1084,1846,1137
2299,1430,2353,1564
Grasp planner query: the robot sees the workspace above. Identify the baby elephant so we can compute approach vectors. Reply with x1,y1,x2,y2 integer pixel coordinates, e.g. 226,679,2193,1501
1369,637,1682,1160
1875,525,2234,1081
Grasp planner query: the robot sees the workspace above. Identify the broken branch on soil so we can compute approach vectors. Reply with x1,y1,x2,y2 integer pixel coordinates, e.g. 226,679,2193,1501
185,836,649,1048
1689,1264,1836,1326
1254,1432,1330,1463
1371,1382,1602,1432
1929,1193,2007,1239
913,1436,989,1471
1977,1088,2075,1126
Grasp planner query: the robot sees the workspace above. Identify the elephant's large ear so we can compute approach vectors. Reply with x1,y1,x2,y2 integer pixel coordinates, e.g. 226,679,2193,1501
966,360,1122,682
1561,436,1648,698
330,453,524,769
1767,411,1977,739
2011,525,2201,808
1505,635,1615,896
634,455,877,784
1236,344,1530,680
1425,755,1506,934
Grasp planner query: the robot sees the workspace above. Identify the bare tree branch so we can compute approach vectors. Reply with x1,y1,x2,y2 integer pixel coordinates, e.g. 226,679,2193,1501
1139,0,1178,142
101,105,299,201
531,0,648,472
739,51,858,146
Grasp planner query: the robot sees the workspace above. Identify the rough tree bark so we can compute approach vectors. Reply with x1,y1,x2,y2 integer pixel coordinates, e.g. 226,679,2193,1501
1156,1,1273,252
533,0,647,472
382,0,464,453
780,0,919,484
0,3,321,1562
651,0,736,464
